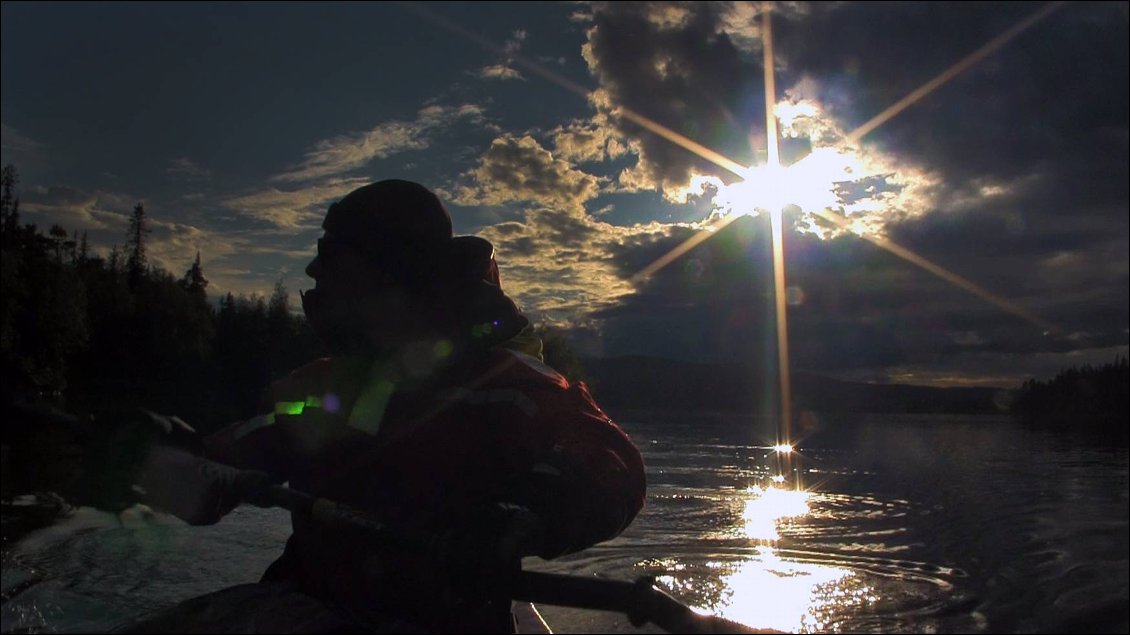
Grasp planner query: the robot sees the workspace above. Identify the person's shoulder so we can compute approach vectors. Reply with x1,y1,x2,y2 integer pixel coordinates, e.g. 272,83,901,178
273,357,335,388
288,356,339,376
265,356,365,403
472,348,571,391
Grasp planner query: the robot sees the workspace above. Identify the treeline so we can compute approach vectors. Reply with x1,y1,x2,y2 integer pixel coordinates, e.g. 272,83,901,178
1011,356,1129,445
1,165,325,434
1,165,582,437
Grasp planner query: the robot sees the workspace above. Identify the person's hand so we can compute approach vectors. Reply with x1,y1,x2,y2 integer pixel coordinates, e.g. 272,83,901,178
132,447,275,524
136,409,204,454
489,504,546,564
222,465,275,509
430,503,546,598
69,408,204,510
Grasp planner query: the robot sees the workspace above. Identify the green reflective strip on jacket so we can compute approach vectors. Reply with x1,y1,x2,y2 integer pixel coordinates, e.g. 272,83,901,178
275,401,306,416
234,395,326,441
274,396,324,416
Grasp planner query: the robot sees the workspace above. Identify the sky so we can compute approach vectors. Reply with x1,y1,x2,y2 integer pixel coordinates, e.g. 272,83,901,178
2,1,1127,388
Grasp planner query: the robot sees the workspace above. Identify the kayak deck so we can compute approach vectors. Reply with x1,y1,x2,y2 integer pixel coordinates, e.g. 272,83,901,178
514,602,552,634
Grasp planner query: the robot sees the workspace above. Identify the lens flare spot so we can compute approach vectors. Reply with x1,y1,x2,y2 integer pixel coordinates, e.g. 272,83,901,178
786,286,805,306
433,339,454,359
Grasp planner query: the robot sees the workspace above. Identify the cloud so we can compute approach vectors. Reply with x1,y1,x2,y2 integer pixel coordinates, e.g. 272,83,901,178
272,104,484,183
1,123,46,160
234,101,491,230
223,176,371,229
145,217,235,275
20,185,134,231
715,2,824,55
582,2,763,195
165,156,211,180
505,29,527,54
585,195,1127,386
550,114,632,164
5,3,1121,389
480,209,678,325
477,29,529,81
762,96,944,238
578,2,953,239
479,65,524,81
152,224,319,299
578,2,1128,249
771,3,1128,200
438,131,689,325
564,0,1127,392
447,133,603,213
569,9,593,23
13,184,285,299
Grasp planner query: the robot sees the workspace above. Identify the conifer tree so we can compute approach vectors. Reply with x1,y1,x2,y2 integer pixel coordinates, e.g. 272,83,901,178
77,231,90,265
49,224,68,263
181,250,209,300
1,164,20,239
125,203,150,286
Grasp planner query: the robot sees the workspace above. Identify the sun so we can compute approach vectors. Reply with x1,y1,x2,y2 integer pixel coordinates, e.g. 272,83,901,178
713,147,868,222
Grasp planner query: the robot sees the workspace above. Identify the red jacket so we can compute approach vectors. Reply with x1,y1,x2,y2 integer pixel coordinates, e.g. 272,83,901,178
203,346,645,627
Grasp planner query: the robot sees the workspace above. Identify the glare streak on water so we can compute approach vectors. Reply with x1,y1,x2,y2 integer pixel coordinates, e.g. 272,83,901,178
2,414,1128,634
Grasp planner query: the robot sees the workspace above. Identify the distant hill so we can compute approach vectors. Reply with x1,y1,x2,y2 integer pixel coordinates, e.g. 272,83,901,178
580,355,1004,416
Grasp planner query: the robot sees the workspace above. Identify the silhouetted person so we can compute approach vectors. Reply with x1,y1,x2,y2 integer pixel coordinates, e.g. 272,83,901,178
129,180,646,633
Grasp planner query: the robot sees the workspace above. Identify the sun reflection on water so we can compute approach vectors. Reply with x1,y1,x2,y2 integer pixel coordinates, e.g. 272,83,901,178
740,485,810,541
663,485,878,633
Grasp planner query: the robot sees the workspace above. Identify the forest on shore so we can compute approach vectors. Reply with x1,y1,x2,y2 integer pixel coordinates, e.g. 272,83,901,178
1,164,589,438
1011,356,1128,445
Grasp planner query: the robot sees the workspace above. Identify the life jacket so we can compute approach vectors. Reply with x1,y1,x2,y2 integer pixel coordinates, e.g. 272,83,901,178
203,345,645,632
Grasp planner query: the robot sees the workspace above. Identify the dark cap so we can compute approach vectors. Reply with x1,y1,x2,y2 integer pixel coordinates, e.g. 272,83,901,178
449,235,501,287
313,182,529,347
323,180,453,254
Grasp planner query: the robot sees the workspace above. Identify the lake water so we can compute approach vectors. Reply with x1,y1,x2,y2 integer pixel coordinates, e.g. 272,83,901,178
2,414,1127,633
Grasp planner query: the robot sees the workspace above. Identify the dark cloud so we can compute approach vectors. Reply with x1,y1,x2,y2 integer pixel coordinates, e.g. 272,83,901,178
5,2,1124,387
571,2,1126,385
477,29,528,81
272,104,485,184
165,156,211,180
1,122,47,167
774,3,1128,189
21,185,132,231
590,208,1127,385
584,2,763,191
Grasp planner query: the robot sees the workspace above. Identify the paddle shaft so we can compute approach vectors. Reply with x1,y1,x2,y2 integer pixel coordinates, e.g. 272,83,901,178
261,485,769,634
